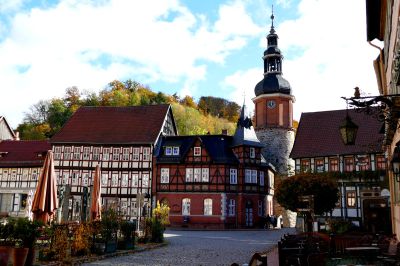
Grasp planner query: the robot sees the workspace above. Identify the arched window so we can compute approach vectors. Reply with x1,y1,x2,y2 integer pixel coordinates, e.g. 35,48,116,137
204,198,212,215
182,198,190,215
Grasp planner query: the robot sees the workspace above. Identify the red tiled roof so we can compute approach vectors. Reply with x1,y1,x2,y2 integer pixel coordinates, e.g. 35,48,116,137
0,140,50,167
50,105,171,144
290,109,384,159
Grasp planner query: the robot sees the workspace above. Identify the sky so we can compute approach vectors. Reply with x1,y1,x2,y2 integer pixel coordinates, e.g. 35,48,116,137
0,0,380,129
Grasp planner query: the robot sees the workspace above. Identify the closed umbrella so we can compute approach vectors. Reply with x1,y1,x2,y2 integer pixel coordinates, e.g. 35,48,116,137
90,164,102,221
32,150,58,224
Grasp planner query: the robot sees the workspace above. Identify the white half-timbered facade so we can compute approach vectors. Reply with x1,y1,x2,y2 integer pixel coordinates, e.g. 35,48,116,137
50,105,177,222
291,109,391,233
0,116,16,141
0,140,50,217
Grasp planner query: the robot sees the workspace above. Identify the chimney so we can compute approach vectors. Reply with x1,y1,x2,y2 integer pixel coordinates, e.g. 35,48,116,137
221,129,228,135
14,131,20,141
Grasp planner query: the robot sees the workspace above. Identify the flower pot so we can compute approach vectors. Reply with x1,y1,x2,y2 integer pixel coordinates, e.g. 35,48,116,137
0,246,12,265
12,247,29,266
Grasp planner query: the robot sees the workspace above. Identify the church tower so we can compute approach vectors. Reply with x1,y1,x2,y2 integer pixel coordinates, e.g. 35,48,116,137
253,12,295,177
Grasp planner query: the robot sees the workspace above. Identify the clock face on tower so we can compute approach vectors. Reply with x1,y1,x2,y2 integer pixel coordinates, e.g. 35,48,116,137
267,100,276,109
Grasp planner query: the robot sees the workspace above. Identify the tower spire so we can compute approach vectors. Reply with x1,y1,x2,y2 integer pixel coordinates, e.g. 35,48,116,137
270,5,275,34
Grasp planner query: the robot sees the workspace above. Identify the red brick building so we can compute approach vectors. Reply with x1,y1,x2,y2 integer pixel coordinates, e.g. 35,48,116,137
153,105,275,229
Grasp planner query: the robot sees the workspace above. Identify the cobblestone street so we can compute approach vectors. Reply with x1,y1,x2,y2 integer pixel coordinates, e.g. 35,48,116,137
83,228,295,266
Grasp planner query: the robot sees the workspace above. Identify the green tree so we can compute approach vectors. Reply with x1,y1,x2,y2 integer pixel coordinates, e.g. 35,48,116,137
275,173,339,215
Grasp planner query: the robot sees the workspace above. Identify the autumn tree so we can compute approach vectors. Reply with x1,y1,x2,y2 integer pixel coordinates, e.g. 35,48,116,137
18,79,237,139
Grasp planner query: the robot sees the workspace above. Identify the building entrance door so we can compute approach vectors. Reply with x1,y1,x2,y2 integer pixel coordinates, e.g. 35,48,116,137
245,200,253,227
362,198,391,234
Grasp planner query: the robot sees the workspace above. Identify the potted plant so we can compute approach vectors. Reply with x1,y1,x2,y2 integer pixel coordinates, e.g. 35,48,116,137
13,218,42,266
0,218,15,265
118,220,135,250
100,209,118,253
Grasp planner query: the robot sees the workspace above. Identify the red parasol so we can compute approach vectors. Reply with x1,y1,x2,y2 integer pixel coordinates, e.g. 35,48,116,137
32,150,58,223
90,164,102,221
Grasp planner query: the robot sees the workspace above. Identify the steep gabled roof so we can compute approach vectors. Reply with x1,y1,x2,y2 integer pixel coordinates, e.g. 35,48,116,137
156,135,239,164
0,116,16,140
290,109,384,159
51,105,175,145
232,104,264,148
0,140,50,167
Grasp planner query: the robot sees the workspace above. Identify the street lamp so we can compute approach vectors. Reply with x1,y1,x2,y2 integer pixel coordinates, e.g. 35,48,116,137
339,114,358,145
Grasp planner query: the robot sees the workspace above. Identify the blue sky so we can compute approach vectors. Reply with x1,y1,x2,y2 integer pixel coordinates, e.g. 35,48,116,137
0,0,379,128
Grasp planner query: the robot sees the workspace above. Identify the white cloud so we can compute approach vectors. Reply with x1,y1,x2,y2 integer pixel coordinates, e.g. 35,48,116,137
225,0,378,122
0,0,261,128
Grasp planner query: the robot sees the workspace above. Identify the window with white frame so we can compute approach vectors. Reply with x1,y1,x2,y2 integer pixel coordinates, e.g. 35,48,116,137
165,147,172,156
250,147,255,158
161,168,169,183
11,170,16,181
73,147,80,160
83,147,90,160
186,168,193,182
133,148,140,161
204,198,212,215
103,148,110,161
101,174,108,186
347,191,356,207
122,174,128,187
112,148,120,161
64,147,71,160
230,168,237,184
63,174,68,185
142,173,149,187
112,174,118,187
245,169,257,184
132,173,139,187
54,147,61,160
172,147,179,155
82,174,89,186
22,170,28,181
194,147,201,156
72,172,78,185
32,169,38,181
182,198,190,215
143,147,150,161
201,168,209,182
268,171,274,188
245,169,252,183
122,148,129,161
258,200,264,216
259,171,264,186
251,170,257,183
93,147,100,160
194,168,201,182
228,199,235,216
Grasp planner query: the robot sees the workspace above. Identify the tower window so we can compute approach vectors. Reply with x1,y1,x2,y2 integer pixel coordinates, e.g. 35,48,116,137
250,147,255,158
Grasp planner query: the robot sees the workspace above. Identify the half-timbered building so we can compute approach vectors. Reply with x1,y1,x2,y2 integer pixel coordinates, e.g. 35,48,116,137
153,105,275,229
0,140,50,217
290,109,391,233
50,105,177,222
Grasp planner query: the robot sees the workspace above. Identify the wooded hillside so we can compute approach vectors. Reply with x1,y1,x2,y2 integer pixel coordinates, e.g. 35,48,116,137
16,80,238,140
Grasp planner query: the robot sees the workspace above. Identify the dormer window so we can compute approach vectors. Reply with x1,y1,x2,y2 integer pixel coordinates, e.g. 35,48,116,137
250,147,255,158
0,152,8,158
194,147,201,156
173,147,180,155
165,146,179,156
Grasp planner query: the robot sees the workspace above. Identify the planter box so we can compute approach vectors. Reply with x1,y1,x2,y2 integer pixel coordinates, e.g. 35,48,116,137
105,241,117,253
